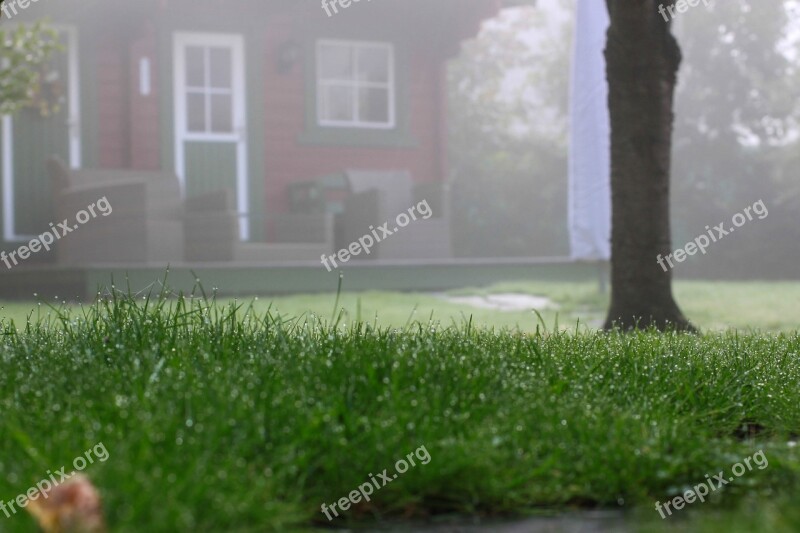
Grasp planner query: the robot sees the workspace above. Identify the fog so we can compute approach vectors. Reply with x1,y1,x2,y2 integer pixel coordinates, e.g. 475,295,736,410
0,0,798,303
451,0,800,279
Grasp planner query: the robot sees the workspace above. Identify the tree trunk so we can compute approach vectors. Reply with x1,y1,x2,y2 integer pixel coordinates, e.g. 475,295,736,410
602,0,695,331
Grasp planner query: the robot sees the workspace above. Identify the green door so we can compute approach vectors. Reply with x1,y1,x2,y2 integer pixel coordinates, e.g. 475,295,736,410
2,28,77,241
173,33,249,240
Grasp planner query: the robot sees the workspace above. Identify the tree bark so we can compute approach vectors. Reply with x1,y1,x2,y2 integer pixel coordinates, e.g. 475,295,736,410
602,0,695,331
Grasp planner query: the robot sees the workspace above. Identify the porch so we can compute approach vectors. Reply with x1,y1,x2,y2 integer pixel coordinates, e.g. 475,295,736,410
38,159,453,267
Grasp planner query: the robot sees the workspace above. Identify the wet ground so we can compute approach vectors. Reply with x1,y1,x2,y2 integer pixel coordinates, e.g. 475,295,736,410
337,511,632,532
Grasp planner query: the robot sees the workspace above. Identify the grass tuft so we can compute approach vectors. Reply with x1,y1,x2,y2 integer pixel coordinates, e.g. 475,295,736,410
0,284,798,531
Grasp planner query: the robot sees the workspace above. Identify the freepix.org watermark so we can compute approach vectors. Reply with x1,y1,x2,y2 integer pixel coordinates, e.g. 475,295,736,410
657,199,768,272
0,0,43,21
655,449,768,519
658,0,713,23
0,442,109,520
0,196,112,269
321,0,374,18
320,199,433,272
320,445,431,521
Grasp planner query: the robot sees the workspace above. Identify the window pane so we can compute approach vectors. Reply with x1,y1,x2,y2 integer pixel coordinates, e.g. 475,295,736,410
358,87,390,124
318,44,353,80
186,46,205,87
357,47,390,83
321,85,354,122
187,92,206,132
209,47,232,89
210,93,233,133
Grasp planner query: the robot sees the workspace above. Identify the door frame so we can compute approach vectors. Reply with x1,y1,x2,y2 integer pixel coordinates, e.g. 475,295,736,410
172,31,249,241
2,25,81,242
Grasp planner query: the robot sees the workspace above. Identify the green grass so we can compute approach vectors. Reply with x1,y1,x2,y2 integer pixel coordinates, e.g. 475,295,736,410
0,285,799,531
4,280,798,334
254,280,800,333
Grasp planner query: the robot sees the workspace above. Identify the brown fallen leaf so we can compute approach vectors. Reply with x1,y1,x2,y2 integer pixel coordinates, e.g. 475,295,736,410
24,474,106,533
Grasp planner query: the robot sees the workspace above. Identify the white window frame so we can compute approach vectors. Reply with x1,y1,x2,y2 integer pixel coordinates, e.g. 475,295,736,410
2,25,81,242
174,33,244,143
316,39,396,130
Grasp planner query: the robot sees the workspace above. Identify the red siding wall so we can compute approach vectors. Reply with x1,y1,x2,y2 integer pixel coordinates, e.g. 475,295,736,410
93,23,160,171
129,23,161,170
95,32,126,168
261,13,445,218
